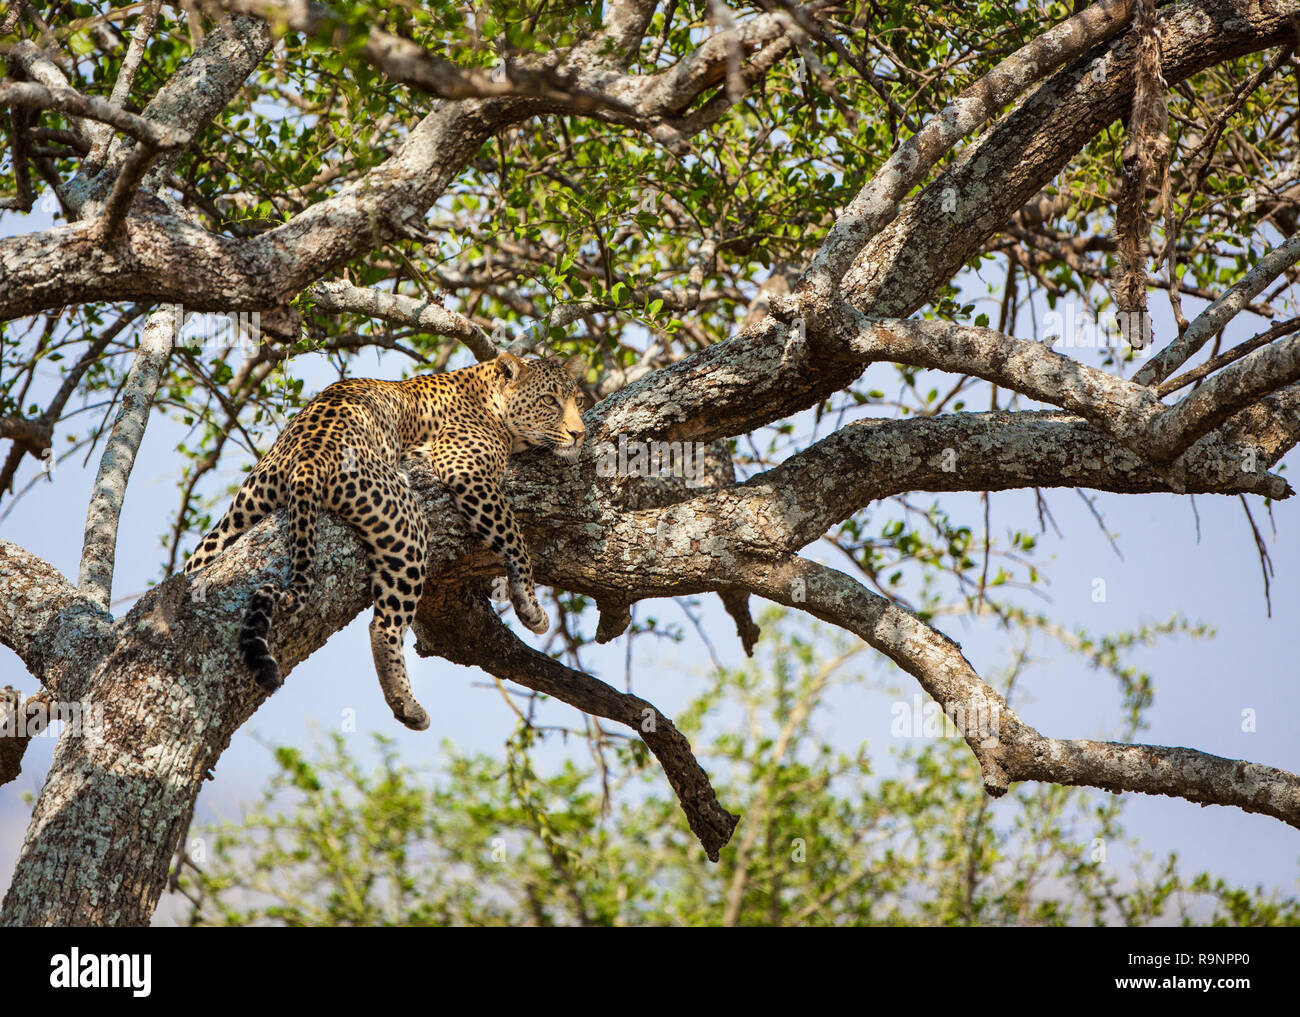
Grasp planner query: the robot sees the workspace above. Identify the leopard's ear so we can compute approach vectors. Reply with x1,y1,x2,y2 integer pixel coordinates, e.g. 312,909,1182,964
495,351,523,384
562,354,586,380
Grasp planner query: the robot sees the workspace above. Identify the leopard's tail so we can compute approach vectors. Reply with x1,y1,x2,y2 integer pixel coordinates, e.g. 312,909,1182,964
238,584,282,692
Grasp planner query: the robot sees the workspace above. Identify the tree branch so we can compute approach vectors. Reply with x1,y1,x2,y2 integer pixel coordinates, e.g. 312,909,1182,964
593,0,1300,467
601,0,660,66
0,688,51,787
309,280,497,362
0,82,189,150
0,416,51,457
85,0,163,168
737,556,1300,828
1147,330,1300,460
6,40,90,148
1135,231,1300,386
97,138,162,243
800,0,1134,308
731,409,1291,554
0,539,113,698
78,308,175,608
411,579,740,861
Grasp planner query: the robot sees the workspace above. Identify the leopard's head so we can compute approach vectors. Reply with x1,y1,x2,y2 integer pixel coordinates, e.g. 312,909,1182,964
495,352,587,458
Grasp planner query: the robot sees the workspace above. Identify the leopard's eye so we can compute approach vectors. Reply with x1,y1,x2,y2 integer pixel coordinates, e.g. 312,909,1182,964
547,394,563,408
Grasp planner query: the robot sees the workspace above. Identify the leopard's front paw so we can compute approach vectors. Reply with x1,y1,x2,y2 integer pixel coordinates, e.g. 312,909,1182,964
393,700,430,732
510,587,549,634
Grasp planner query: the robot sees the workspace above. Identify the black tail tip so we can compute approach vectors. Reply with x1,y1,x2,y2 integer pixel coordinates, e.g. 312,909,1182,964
238,635,281,693
253,658,282,693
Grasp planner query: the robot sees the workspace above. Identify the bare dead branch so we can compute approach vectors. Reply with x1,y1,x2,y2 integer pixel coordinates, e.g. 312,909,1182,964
718,589,760,656
1239,494,1275,615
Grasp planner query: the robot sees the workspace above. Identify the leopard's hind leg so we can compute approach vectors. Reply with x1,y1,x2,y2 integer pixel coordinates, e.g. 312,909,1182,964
237,464,322,693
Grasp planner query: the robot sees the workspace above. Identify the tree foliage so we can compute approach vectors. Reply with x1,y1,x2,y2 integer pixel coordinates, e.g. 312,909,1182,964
176,612,1300,927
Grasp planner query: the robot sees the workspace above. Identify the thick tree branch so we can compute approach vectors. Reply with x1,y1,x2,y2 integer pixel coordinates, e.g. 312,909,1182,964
623,9,789,117
843,314,1164,442
1004,738,1300,828
1158,318,1300,397
78,308,174,608
0,96,508,319
596,0,1300,457
0,689,51,787
733,409,1291,553
601,0,660,66
0,539,113,698
801,0,1134,308
1148,332,1300,460
739,556,1017,791
0,416,51,456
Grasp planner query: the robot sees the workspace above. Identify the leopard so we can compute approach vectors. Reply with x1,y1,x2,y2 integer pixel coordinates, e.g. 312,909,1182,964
183,351,587,731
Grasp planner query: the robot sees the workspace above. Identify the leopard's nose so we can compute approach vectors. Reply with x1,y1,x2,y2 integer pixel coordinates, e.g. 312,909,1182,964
569,427,585,444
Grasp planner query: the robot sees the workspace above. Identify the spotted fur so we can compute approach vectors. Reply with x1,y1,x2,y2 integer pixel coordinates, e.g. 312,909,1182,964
185,352,586,730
